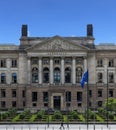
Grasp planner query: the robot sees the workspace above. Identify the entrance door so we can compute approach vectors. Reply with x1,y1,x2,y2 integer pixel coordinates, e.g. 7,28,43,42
53,96,61,110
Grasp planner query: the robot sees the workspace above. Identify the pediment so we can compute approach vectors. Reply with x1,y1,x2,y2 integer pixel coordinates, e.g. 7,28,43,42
26,36,89,52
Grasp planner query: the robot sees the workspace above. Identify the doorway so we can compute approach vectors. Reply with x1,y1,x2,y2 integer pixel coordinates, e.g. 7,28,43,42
53,96,61,110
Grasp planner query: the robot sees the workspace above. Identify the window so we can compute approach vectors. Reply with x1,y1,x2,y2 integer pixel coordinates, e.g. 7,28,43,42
89,90,92,97
98,101,102,107
109,59,114,67
76,67,82,83
32,67,38,83
43,92,48,102
76,58,83,64
109,73,114,83
77,103,82,107
23,101,25,107
54,58,60,64
43,58,49,65
77,92,82,102
43,68,49,83
32,92,37,102
1,73,6,83
97,72,103,83
54,67,60,83
1,89,6,97
22,90,25,98
98,90,102,97
65,58,72,64
32,103,37,107
31,58,38,65
12,73,17,83
12,101,16,107
11,59,17,67
0,59,6,67
66,91,71,102
97,59,103,67
12,89,16,97
1,101,6,108
109,90,113,97
65,67,71,83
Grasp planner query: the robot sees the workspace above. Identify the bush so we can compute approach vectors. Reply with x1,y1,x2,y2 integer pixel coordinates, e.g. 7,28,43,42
12,115,20,122
54,110,62,119
29,114,37,122
37,110,45,120
70,111,78,119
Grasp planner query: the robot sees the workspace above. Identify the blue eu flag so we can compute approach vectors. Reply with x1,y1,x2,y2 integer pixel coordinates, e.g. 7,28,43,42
81,70,88,88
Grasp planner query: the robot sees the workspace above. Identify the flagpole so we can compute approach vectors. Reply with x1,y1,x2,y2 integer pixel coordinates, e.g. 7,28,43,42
87,80,89,130
106,68,109,128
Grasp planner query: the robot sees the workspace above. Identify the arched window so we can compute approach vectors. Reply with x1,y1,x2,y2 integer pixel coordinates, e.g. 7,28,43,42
32,67,38,83
1,73,6,83
76,67,82,83
43,67,49,83
97,72,103,83
65,67,71,83
54,67,60,83
12,73,17,83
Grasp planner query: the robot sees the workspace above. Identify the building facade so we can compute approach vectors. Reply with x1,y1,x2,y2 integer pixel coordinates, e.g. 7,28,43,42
0,24,116,112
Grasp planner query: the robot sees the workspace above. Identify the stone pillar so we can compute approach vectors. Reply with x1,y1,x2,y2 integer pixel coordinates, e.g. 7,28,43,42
84,57,87,71
39,58,42,84
61,57,64,84
72,57,76,84
27,57,31,84
6,58,11,84
104,58,108,84
50,57,53,84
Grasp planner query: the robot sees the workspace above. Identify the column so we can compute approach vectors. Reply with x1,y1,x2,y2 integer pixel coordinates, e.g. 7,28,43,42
6,58,11,84
61,57,64,84
50,57,53,84
84,57,87,71
27,57,31,84
39,58,42,84
72,57,76,84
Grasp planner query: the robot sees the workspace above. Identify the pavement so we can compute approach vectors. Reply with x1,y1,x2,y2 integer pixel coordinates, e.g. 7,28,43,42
0,124,115,130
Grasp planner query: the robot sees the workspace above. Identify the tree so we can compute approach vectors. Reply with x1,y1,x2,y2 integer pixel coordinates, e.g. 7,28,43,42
104,98,116,112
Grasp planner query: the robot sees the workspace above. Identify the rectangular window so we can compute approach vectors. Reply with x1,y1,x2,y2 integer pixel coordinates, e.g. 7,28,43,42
77,92,82,102
1,101,6,107
43,92,48,102
32,92,37,102
43,58,49,65
12,101,16,107
97,59,103,67
32,103,37,107
12,89,16,97
11,59,17,67
1,89,6,97
89,90,92,97
109,59,114,67
23,101,25,107
0,59,6,67
109,90,113,97
22,90,25,98
98,90,102,97
65,58,72,64
98,101,102,107
66,91,71,102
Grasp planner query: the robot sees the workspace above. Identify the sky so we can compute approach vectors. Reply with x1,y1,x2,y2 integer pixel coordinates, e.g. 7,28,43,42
0,0,116,45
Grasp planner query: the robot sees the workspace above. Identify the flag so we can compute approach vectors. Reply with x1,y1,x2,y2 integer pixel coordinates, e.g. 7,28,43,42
81,70,88,88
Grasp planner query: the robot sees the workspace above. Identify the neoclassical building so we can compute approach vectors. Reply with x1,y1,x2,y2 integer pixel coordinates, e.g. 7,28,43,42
0,24,116,111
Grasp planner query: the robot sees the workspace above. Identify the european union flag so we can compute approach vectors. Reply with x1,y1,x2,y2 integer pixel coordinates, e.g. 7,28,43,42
81,70,88,88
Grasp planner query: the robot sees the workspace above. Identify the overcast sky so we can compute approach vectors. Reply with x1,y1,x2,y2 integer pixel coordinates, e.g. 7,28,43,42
0,0,116,45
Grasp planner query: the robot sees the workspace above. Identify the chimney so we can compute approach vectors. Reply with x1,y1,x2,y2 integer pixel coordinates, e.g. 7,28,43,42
87,24,93,37
21,24,28,37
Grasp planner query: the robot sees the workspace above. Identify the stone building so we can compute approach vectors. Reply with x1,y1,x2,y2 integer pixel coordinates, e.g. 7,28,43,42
0,24,116,112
